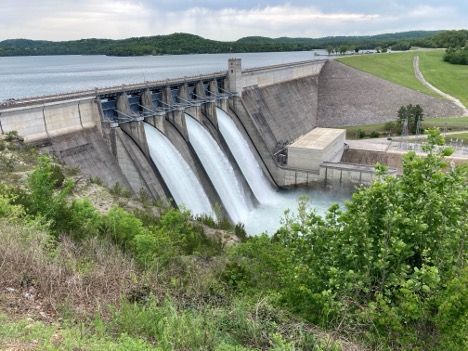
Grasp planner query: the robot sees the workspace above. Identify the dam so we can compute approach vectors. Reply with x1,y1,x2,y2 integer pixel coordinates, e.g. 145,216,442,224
1,56,464,230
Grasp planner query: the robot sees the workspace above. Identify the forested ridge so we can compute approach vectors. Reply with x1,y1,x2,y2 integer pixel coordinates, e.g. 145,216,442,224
0,30,465,57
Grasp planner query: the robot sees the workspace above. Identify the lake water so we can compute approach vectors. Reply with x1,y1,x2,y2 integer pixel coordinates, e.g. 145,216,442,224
0,51,327,101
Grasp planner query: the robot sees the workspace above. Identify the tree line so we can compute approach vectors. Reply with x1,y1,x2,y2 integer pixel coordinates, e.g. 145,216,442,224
1,30,466,57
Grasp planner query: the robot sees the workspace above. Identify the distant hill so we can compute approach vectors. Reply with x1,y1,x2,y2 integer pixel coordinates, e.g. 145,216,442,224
0,30,465,57
237,30,442,44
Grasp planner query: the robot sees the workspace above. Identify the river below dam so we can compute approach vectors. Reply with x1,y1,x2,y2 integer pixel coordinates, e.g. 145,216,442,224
0,50,355,235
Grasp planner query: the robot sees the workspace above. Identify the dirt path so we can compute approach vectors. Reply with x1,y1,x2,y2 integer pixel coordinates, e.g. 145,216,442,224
413,56,468,116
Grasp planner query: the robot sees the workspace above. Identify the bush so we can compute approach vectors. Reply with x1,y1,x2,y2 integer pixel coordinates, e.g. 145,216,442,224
274,130,468,348
357,129,366,139
110,182,132,198
369,130,380,138
4,130,18,142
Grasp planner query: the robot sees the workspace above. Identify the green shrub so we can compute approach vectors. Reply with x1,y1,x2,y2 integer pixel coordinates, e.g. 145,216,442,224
369,130,380,138
25,155,73,232
66,198,101,240
357,129,366,139
100,206,149,250
110,182,132,198
90,176,103,186
4,130,18,142
49,163,65,188
0,154,16,172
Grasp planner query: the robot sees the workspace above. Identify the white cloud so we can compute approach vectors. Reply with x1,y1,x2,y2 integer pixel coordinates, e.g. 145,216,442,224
0,1,466,41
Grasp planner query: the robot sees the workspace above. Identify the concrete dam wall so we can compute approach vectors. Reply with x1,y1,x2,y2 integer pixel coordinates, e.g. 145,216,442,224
1,57,465,218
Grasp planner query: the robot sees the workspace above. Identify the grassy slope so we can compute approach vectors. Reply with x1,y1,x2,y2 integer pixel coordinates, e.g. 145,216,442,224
418,50,468,107
337,50,468,108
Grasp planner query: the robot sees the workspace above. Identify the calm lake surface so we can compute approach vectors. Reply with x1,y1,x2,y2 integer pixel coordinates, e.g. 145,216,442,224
0,51,327,101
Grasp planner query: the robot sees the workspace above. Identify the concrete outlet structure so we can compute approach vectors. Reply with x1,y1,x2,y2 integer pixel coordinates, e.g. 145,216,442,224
287,128,346,171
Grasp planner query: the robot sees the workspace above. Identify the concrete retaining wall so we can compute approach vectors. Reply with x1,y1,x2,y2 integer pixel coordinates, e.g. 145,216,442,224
0,98,99,143
241,60,326,88
47,127,132,189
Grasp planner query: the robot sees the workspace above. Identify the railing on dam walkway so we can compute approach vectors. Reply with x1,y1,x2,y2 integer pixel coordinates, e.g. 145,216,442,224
0,71,228,110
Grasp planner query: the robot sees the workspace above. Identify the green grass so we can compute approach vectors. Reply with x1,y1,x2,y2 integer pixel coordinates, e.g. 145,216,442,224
0,313,159,351
337,50,468,109
422,116,468,130
418,50,468,107
337,51,437,97
342,116,468,140
441,132,468,145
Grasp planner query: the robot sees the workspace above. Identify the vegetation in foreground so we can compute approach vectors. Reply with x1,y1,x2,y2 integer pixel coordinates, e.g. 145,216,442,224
0,129,467,350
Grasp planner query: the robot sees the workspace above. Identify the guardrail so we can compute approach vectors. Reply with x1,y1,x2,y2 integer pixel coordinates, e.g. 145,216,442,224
242,59,327,74
0,70,228,110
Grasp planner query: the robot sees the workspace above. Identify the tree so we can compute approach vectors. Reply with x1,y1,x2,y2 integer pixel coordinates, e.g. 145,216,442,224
338,45,348,55
397,104,424,134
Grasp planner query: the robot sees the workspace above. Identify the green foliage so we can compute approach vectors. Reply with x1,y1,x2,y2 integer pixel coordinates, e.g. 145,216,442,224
274,129,468,348
444,45,468,65
0,193,24,220
136,187,151,206
66,198,101,240
110,182,132,198
357,129,366,139
0,153,16,172
369,130,380,138
22,156,74,232
433,268,468,350
100,206,149,250
222,234,293,294
4,130,18,142
397,104,424,134
0,313,159,351
0,31,446,57
384,121,397,131
90,175,103,186
102,297,333,351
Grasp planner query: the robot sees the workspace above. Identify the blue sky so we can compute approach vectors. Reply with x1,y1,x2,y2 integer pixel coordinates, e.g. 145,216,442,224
0,1,466,41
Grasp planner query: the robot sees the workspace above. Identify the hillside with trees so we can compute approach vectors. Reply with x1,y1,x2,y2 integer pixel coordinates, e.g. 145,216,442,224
0,30,460,57
1,125,466,350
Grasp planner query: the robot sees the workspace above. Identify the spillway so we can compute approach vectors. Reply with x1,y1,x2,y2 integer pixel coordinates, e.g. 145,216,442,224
216,108,279,205
186,116,252,223
144,123,214,218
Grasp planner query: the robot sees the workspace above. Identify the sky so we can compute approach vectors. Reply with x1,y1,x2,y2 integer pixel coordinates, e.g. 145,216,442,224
0,1,466,42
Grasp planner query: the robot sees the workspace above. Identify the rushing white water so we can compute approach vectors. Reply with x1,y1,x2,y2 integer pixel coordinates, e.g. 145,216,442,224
186,116,252,223
216,108,280,205
144,123,214,217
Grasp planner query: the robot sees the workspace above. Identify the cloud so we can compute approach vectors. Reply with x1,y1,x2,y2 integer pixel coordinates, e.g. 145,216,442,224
0,1,466,41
